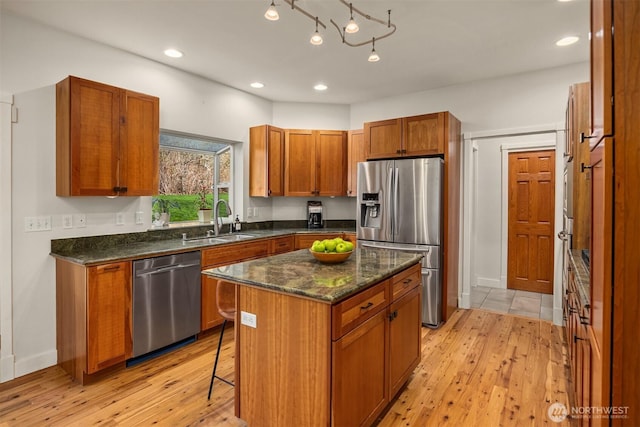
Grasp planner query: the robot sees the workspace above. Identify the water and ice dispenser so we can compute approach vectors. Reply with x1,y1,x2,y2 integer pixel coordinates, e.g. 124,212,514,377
360,193,382,229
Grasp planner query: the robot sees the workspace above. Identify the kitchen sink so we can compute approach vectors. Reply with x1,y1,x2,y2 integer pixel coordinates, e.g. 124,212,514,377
211,234,255,242
183,234,256,245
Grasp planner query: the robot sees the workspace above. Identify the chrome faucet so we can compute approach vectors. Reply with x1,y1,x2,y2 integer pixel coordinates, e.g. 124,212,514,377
213,199,232,236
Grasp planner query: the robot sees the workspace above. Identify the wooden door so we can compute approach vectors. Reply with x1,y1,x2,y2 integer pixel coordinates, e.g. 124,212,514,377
284,129,316,196
388,286,421,399
200,275,224,331
67,77,120,196
365,118,402,159
119,89,159,196
316,130,347,196
86,261,131,374
249,125,284,197
332,310,388,427
507,150,555,293
347,129,366,197
588,137,612,422
403,113,444,156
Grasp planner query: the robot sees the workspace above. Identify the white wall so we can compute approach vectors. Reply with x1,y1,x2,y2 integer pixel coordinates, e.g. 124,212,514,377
1,9,590,380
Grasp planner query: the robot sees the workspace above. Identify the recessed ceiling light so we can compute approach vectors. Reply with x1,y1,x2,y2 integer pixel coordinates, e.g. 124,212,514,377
314,83,328,91
250,82,265,89
164,48,183,58
556,36,579,46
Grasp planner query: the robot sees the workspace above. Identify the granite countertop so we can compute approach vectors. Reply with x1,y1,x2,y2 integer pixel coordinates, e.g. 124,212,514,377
569,249,590,310
50,228,355,265
202,247,423,304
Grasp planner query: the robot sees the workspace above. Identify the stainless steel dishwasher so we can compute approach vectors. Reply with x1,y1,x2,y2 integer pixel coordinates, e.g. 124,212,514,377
132,251,201,358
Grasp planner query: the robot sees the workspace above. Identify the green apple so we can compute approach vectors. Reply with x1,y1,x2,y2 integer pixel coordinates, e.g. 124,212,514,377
335,242,348,253
311,242,325,252
344,241,354,252
324,239,337,252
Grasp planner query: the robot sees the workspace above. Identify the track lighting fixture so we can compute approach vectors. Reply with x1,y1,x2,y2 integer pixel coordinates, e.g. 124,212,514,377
310,17,323,45
368,38,380,62
264,0,279,21
344,3,359,34
263,0,396,62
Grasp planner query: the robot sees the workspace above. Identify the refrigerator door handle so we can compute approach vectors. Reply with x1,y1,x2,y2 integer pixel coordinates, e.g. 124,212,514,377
388,166,395,237
393,167,399,238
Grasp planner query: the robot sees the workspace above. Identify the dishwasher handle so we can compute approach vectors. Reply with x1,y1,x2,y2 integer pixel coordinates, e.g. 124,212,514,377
135,262,200,277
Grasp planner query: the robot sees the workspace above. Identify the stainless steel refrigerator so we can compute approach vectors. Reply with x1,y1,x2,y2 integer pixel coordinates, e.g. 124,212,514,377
356,157,443,327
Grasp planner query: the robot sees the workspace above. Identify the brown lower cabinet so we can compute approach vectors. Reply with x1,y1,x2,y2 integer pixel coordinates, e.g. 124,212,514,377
236,262,422,426
56,259,132,384
200,239,271,331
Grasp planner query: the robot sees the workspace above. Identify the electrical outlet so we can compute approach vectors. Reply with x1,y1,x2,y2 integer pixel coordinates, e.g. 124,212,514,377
240,311,257,328
76,214,86,228
116,212,125,225
135,211,144,225
253,207,258,217
62,214,73,229
247,208,253,218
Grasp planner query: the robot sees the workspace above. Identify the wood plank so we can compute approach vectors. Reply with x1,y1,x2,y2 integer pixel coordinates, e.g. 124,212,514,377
0,309,572,426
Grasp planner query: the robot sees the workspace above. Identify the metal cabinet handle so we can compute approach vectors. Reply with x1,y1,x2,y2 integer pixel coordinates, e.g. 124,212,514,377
581,163,593,173
360,302,374,310
580,132,596,143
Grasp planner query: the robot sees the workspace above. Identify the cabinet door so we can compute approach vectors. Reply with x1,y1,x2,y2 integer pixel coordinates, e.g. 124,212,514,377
269,235,294,255
347,130,366,197
365,118,402,159
388,286,421,398
58,76,120,196
570,83,592,250
589,137,613,416
590,0,613,148
249,125,284,197
316,130,347,196
119,90,159,196
332,310,388,427
86,261,131,374
201,275,224,331
284,129,316,196
403,113,444,156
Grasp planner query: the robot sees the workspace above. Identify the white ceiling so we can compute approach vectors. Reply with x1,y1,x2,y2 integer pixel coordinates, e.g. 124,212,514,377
2,0,590,104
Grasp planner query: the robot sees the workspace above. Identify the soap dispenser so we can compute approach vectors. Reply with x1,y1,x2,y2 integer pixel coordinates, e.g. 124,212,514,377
234,215,241,232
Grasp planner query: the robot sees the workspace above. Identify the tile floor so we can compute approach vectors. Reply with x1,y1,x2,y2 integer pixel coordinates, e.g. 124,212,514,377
470,285,554,321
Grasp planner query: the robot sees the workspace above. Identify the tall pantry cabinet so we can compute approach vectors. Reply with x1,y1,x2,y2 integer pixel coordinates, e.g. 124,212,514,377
588,0,640,425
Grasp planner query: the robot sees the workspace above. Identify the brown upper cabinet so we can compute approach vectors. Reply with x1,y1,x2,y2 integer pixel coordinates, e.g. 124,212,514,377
56,76,159,196
249,125,285,197
347,129,367,197
284,129,347,197
589,0,613,148
364,112,445,159
566,82,591,250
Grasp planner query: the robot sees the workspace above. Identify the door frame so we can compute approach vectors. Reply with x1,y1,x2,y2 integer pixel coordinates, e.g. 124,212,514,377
461,123,565,325
0,93,15,382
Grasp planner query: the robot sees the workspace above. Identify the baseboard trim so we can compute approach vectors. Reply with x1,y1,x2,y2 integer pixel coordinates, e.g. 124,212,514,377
14,349,57,379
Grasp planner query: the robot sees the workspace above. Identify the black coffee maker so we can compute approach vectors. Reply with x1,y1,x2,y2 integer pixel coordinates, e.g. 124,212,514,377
307,201,323,229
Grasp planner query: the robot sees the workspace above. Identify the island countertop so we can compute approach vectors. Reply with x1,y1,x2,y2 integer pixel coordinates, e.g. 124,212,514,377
202,246,423,304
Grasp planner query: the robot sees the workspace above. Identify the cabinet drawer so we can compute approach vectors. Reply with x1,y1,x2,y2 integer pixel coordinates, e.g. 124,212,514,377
270,235,294,254
202,240,269,268
391,263,421,301
332,280,390,340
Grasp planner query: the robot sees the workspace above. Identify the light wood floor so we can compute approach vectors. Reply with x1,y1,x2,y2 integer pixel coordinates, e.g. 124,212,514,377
0,309,574,426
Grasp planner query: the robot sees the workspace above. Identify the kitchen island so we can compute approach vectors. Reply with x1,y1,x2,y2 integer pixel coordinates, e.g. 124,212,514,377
202,247,423,427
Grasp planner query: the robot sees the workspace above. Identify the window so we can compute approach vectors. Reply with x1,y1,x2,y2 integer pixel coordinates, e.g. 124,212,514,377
153,131,234,225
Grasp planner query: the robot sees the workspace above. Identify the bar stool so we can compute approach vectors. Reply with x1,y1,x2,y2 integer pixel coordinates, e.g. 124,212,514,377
207,280,236,400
